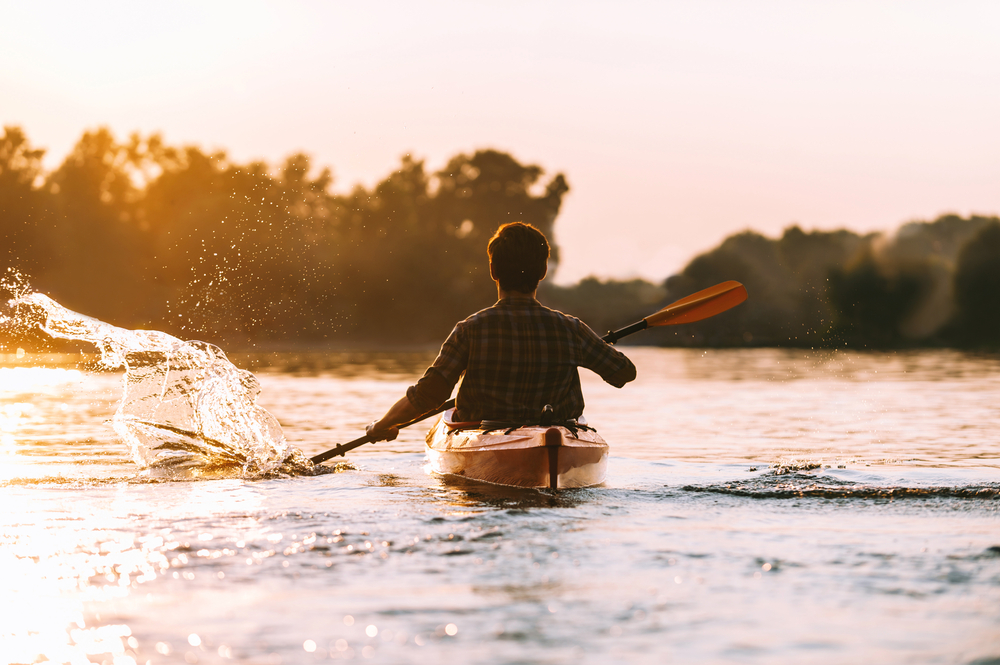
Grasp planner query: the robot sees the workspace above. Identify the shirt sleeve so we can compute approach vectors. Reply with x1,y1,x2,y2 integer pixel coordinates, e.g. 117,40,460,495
405,321,469,412
574,318,636,388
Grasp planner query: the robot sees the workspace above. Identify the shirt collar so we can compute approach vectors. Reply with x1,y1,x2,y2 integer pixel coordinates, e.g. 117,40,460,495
497,293,538,306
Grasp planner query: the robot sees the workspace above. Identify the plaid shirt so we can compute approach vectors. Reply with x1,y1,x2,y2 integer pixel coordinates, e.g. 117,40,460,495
406,295,634,422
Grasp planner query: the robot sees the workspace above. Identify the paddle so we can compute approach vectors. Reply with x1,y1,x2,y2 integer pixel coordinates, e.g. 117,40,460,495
311,280,746,464
601,280,747,344
310,398,456,464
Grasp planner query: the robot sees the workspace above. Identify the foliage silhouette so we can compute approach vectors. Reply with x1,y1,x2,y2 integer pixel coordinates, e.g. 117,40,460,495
828,253,933,347
0,127,49,275
949,221,1000,347
1,127,571,348
1,125,998,351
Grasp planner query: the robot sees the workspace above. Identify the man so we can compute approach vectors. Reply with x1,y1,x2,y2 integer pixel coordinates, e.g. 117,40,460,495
366,222,636,441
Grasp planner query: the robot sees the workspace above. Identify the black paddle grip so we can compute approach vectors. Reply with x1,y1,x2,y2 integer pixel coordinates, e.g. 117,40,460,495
602,320,648,345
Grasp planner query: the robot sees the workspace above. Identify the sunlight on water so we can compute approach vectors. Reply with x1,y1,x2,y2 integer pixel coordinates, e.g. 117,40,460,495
0,368,90,481
0,477,275,664
6,293,303,476
0,366,84,393
0,504,163,664
573,347,1000,469
0,292,998,663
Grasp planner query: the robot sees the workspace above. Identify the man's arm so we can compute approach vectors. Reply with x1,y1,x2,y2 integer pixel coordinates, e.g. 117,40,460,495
574,318,637,388
366,395,422,442
367,322,465,442
606,361,637,388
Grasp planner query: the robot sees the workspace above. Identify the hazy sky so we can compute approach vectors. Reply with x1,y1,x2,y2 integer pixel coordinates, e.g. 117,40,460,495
3,1,998,284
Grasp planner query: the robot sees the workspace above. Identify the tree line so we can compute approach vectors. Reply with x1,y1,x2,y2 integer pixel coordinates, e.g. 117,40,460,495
541,217,1000,349
1,126,566,347
2,125,998,351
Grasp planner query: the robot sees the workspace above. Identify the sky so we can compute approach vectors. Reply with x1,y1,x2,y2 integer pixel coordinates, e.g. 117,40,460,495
2,0,999,285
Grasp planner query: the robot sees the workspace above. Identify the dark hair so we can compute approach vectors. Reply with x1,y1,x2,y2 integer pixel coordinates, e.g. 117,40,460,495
487,222,550,293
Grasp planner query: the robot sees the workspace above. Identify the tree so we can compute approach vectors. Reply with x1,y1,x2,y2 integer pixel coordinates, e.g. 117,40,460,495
16,124,999,351
539,278,666,339
828,251,933,347
334,150,570,343
654,228,869,346
949,221,1000,347
0,126,49,275
40,128,152,325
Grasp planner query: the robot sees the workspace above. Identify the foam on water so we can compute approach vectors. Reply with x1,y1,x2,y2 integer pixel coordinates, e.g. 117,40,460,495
5,292,310,476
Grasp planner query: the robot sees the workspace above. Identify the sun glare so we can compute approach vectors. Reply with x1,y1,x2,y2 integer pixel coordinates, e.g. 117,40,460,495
0,367,86,480
0,519,162,664
0,366,84,394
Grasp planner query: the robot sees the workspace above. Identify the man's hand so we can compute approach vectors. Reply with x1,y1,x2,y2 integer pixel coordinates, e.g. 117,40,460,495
365,395,421,442
366,421,400,442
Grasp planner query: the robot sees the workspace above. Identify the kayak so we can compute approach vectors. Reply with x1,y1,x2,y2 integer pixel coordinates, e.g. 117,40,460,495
424,408,609,489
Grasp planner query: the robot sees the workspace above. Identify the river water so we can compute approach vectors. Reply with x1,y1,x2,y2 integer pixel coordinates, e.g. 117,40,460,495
1,341,998,664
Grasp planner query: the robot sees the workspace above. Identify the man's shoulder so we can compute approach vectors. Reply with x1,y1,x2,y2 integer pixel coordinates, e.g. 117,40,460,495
458,303,503,326
459,299,584,330
533,301,586,328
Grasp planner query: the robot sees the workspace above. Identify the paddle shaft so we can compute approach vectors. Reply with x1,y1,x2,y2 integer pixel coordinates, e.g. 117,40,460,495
309,398,455,464
602,320,648,345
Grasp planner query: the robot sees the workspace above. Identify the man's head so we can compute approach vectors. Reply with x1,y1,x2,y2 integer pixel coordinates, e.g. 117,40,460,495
487,222,550,294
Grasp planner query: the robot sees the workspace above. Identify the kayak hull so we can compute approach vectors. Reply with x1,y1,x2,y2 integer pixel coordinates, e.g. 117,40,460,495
425,412,609,489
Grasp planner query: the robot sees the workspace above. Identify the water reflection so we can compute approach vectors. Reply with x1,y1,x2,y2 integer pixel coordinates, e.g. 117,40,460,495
1,349,999,664
576,347,1000,467
429,475,593,510
0,477,276,663
232,350,437,378
674,347,1000,382
0,512,168,663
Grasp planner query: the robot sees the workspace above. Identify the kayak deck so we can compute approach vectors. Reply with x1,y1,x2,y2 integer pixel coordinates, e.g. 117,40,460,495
424,410,609,489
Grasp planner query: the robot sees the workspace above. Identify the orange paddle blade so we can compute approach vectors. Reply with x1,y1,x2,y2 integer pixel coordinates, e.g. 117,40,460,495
645,281,747,327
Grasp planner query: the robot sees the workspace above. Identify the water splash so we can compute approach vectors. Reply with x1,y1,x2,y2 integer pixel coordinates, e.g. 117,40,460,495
6,292,310,476
681,469,1000,500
